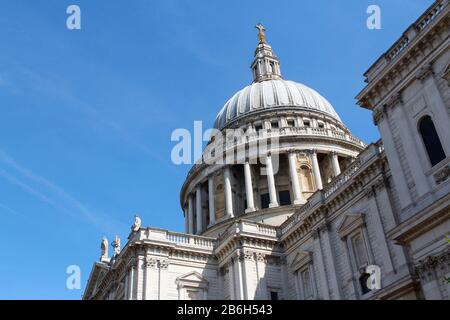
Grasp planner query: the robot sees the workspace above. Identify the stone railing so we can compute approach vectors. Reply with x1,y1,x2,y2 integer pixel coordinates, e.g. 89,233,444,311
216,219,279,248
365,0,448,83
185,126,365,181
201,127,364,162
386,37,410,61
415,0,446,32
323,158,362,198
137,227,216,250
386,0,446,60
280,191,323,234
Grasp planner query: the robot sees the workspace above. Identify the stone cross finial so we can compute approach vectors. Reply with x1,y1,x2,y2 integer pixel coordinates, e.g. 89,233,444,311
255,23,266,43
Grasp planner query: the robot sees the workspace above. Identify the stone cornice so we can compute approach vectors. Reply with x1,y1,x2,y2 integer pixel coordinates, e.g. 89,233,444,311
356,0,449,109
388,196,450,245
415,248,450,282
220,106,347,132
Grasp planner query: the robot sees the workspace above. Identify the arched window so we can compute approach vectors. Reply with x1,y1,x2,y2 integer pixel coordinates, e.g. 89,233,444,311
418,115,446,166
300,166,314,191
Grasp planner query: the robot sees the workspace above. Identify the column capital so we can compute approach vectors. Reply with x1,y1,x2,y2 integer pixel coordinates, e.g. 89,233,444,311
145,257,158,268
415,63,434,82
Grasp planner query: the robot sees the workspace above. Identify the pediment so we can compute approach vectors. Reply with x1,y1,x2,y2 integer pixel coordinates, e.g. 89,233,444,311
290,250,312,272
176,271,208,288
83,262,110,299
337,213,365,238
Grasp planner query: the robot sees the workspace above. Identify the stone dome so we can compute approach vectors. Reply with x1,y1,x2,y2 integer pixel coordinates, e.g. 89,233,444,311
213,79,342,130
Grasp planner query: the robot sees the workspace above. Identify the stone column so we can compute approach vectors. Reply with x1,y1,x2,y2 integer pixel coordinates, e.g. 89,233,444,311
224,166,234,217
288,151,304,204
184,207,189,233
331,152,341,176
196,185,202,234
266,153,279,208
311,150,323,190
208,176,215,226
244,160,256,212
127,264,136,300
188,194,194,234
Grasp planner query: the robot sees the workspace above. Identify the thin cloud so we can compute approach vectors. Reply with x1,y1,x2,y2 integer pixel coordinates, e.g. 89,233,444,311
0,202,24,218
6,61,172,169
0,149,126,233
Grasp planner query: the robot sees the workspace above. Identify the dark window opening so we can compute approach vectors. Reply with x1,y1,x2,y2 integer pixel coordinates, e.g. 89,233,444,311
278,190,291,206
255,124,263,131
418,115,446,166
359,273,371,295
303,120,310,127
193,212,197,234
287,120,295,127
271,121,279,129
260,193,270,209
205,201,210,226
270,291,279,300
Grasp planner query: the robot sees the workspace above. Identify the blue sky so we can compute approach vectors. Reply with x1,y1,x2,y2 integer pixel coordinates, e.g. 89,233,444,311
0,0,433,299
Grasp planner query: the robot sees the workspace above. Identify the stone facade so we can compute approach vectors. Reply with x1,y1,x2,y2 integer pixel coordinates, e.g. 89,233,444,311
84,0,450,300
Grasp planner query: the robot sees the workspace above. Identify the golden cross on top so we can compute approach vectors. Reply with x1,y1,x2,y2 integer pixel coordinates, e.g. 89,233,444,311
255,23,266,43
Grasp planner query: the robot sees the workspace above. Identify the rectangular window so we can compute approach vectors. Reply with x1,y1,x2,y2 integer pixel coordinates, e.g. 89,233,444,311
301,268,313,299
255,124,263,131
287,119,295,127
271,121,279,129
352,233,369,269
278,190,291,206
260,193,270,209
270,291,279,300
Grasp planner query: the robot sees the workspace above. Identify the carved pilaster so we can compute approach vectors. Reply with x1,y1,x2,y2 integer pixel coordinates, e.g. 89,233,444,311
159,259,169,269
416,64,434,82
384,92,403,110
129,258,138,271
434,165,450,185
373,105,387,125
145,257,158,268
256,252,267,263
244,250,254,261
414,249,450,283
312,228,321,240
364,186,376,199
